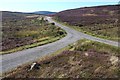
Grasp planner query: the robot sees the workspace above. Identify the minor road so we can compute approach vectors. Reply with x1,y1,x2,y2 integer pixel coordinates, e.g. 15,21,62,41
0,17,119,75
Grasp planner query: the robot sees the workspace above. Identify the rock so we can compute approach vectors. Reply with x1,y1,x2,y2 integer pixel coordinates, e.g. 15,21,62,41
29,62,41,71
84,52,89,57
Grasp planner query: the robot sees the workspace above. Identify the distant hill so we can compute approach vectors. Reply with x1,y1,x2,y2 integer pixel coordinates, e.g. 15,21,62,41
2,11,37,21
55,5,120,26
32,11,56,15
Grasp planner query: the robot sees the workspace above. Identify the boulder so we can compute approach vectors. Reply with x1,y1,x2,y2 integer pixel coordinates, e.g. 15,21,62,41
29,62,41,71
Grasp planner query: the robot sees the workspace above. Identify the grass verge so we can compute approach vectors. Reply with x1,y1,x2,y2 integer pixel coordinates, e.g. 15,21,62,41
2,42,70,78
53,18,119,42
0,34,66,55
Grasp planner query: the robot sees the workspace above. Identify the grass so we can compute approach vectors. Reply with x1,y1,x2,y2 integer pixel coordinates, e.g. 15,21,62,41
3,39,120,78
2,13,67,54
53,18,119,42
71,39,120,55
0,34,66,55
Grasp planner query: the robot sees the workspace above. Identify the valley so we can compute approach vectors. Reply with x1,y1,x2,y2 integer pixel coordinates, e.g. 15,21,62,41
1,4,120,79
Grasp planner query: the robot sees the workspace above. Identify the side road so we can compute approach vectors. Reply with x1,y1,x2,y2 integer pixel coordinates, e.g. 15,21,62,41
47,17,119,47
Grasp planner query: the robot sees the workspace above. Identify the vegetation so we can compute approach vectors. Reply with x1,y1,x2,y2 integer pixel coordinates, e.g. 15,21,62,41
54,20,119,41
1,11,66,54
3,39,120,78
54,5,120,41
2,5,120,79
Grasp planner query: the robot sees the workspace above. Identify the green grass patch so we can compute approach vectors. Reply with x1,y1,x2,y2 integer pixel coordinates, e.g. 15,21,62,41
71,39,120,56
0,34,66,55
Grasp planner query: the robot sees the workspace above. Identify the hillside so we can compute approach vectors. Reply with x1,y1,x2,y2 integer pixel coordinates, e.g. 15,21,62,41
54,5,120,41
1,11,66,54
55,5,120,26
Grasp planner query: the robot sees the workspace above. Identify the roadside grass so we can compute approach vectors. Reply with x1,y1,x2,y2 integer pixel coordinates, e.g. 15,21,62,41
3,39,120,78
0,33,66,55
2,42,70,78
70,39,120,56
53,18,119,42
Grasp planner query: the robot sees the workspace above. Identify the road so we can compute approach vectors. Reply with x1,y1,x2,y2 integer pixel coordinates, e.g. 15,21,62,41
0,17,119,75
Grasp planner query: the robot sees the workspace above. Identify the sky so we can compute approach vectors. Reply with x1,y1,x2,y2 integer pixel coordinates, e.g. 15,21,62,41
0,0,119,12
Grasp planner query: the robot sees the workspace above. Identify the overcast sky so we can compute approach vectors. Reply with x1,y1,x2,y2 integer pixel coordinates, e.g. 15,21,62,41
0,0,119,12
